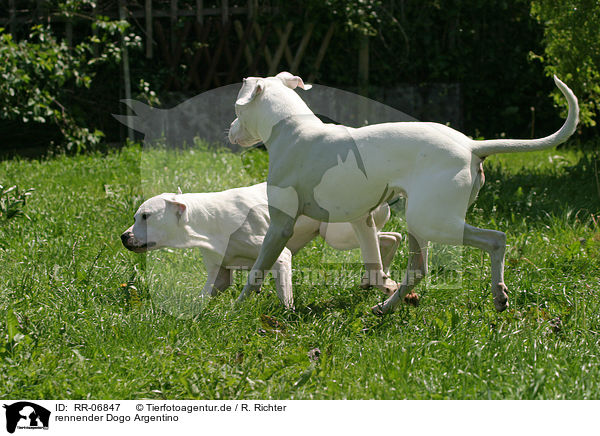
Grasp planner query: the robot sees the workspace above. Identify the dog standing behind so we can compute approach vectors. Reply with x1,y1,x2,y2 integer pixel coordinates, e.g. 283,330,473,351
121,183,403,308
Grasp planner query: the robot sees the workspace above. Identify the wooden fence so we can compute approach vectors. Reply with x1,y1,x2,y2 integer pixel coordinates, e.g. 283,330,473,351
1,1,377,148
1,1,365,94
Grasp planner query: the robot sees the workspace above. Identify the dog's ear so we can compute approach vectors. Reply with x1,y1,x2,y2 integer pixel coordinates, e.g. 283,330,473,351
275,72,312,90
165,198,189,224
236,78,265,107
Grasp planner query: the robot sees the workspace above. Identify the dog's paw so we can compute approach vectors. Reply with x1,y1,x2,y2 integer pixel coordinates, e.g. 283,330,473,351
379,277,398,297
360,278,373,290
361,272,394,292
403,292,420,307
493,283,509,312
371,303,386,317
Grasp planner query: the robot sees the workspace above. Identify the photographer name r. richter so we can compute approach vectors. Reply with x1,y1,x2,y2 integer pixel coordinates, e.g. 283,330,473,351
254,403,287,412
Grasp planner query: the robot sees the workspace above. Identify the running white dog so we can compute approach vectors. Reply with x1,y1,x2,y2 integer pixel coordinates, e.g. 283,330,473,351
121,183,402,308
228,72,578,315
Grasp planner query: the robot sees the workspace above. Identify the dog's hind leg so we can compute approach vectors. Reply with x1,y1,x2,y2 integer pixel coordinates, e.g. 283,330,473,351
373,222,508,315
379,231,419,306
237,207,297,304
462,223,508,311
352,215,398,295
372,233,428,315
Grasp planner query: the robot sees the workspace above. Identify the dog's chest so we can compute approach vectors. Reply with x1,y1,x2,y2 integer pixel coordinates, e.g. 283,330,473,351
268,122,391,222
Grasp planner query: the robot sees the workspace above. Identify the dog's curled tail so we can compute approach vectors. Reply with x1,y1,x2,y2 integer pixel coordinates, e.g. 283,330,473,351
470,76,579,158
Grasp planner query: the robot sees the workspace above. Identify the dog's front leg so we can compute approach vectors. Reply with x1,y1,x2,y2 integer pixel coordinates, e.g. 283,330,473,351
212,266,234,294
200,264,222,297
352,215,398,295
271,247,294,309
237,207,297,304
360,231,401,289
378,232,402,276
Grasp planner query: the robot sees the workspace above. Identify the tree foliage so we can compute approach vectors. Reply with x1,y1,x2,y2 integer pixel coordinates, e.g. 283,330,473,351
531,0,600,127
0,2,144,151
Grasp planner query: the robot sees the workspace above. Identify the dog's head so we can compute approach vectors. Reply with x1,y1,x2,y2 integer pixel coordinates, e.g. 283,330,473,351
121,191,189,253
228,72,312,147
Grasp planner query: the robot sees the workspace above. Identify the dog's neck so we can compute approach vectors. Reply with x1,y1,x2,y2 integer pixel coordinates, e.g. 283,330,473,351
255,87,321,147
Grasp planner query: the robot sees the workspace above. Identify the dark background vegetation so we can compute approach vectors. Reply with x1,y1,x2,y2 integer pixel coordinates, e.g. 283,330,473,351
0,0,598,155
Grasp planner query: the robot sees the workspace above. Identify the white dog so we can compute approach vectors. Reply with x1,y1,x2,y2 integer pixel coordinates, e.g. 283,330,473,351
121,183,403,308
228,72,578,315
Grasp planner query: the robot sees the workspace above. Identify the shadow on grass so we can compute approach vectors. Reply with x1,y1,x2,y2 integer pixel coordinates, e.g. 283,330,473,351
473,152,600,226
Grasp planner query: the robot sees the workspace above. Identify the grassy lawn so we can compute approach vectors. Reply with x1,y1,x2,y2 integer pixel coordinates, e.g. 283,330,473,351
1,141,599,399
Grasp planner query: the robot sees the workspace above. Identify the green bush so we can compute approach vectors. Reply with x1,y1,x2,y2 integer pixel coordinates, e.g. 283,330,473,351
0,2,145,151
531,0,600,127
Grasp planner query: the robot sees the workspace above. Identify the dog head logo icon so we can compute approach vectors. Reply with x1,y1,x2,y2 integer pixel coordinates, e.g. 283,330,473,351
3,402,50,433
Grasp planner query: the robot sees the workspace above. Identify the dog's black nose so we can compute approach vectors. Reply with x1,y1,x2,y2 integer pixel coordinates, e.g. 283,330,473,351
121,232,129,245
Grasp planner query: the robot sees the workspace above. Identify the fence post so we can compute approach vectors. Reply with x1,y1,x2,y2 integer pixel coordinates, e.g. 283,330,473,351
358,34,369,97
92,3,99,56
36,0,45,22
222,0,229,25
247,0,254,19
8,0,16,38
118,0,134,142
145,0,153,59
196,0,204,25
358,34,370,125
170,0,178,52
66,21,73,48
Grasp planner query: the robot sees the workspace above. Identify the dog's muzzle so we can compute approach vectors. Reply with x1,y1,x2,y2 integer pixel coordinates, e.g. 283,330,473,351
121,231,156,253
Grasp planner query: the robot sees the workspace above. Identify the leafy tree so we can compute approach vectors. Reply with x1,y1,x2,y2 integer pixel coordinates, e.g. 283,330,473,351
531,0,600,127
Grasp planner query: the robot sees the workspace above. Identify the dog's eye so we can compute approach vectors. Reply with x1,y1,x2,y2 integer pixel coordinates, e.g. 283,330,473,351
141,213,149,221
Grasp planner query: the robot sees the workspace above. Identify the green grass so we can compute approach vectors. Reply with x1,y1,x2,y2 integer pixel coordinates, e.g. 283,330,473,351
1,141,599,399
